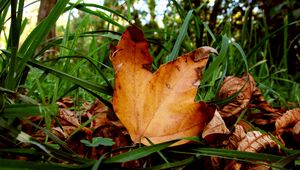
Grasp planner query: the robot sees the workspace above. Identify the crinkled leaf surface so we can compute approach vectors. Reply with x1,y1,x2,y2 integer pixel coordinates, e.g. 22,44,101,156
202,109,230,142
110,26,216,145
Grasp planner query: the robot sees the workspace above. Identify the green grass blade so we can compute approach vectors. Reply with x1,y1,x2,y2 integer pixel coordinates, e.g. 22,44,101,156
0,0,10,14
69,3,125,30
272,152,300,169
17,0,70,77
28,122,75,154
202,35,229,83
170,0,184,18
2,104,58,118
103,140,177,163
247,21,299,59
126,0,132,21
192,147,282,162
202,22,216,42
0,158,91,170
27,60,112,95
68,2,129,23
92,153,106,170
141,156,196,170
5,0,24,90
241,7,250,48
67,113,99,139
231,41,249,73
45,55,113,89
165,10,194,63
279,15,288,71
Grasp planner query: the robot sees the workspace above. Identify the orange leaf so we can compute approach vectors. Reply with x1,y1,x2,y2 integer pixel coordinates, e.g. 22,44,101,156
110,26,216,145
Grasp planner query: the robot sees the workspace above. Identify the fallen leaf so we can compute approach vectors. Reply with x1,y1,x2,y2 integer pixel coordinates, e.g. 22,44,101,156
110,26,216,145
83,99,123,129
275,108,300,146
275,108,300,131
224,160,242,170
57,108,81,127
56,96,74,108
202,109,230,142
237,130,279,153
218,74,256,117
54,108,92,137
218,73,282,127
293,121,300,143
52,126,77,139
227,125,246,150
224,125,278,170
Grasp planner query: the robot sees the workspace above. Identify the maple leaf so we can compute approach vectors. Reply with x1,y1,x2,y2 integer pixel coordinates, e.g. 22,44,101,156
110,26,216,145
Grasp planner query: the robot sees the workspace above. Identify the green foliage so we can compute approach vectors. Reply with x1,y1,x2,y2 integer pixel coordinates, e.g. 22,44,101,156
81,137,115,147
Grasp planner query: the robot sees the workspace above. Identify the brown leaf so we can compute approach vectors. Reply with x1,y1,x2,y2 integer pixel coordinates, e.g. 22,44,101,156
82,99,123,130
56,96,74,108
55,108,92,138
52,126,77,139
218,74,280,120
275,108,300,146
224,160,242,170
57,108,81,127
202,109,230,142
227,125,246,150
275,108,300,130
293,121,300,143
110,26,216,145
218,74,256,117
224,125,277,170
237,130,278,153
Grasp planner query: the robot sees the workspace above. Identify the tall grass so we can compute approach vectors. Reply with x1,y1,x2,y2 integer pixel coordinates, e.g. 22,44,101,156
0,0,299,169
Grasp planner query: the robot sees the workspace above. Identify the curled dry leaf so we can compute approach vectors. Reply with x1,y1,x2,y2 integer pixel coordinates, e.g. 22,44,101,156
52,126,77,139
82,99,123,130
225,125,278,170
218,74,279,119
218,74,256,117
227,125,246,150
275,108,300,131
293,122,300,143
202,109,230,142
56,96,74,108
275,108,300,145
53,108,92,137
57,108,81,127
110,26,217,145
237,130,279,153
231,124,278,152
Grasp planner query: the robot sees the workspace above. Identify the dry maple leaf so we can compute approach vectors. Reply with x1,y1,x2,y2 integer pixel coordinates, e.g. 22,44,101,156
110,26,217,145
